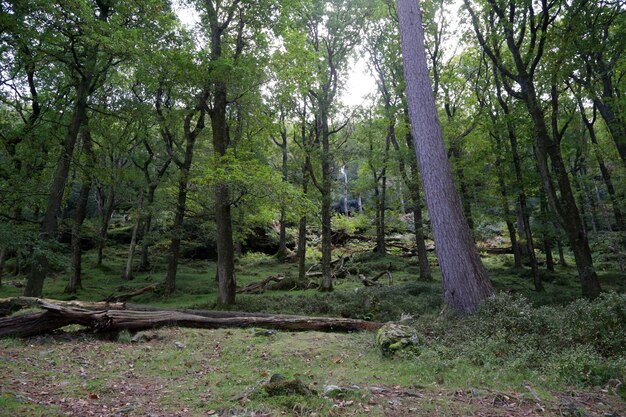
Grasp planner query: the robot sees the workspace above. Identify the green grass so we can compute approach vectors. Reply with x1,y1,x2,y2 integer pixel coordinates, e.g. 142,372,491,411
0,240,625,415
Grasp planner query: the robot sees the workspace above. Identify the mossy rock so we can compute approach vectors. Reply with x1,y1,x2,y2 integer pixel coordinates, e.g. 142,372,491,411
376,323,420,357
263,374,316,397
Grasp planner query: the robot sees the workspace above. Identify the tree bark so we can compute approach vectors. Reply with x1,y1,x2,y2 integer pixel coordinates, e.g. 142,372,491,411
65,181,91,294
25,73,94,296
398,0,493,314
0,249,6,286
96,186,115,267
122,192,143,281
578,101,624,230
0,301,382,338
557,239,567,267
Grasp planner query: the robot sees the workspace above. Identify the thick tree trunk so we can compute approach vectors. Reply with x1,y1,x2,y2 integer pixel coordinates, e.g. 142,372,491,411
398,0,493,314
0,301,382,338
450,143,474,232
211,82,237,305
96,186,115,267
122,193,143,281
65,181,91,293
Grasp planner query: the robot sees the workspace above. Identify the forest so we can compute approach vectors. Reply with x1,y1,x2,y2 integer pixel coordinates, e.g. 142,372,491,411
0,0,625,416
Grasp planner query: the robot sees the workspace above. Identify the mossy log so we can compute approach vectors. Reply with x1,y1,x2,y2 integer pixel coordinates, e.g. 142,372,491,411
0,299,382,338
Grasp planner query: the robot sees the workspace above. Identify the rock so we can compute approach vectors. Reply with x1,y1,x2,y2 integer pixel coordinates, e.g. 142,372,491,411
253,329,276,337
263,374,315,397
375,323,420,357
174,341,186,349
323,385,344,397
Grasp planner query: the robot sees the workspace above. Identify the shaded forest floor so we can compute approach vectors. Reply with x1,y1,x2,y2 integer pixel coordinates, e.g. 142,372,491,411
1,238,625,416
1,328,625,417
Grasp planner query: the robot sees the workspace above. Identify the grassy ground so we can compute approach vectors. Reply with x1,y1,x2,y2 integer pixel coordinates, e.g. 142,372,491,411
0,240,625,416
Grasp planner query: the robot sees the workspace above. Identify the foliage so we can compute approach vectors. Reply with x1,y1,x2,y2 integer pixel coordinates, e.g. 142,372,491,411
422,292,626,387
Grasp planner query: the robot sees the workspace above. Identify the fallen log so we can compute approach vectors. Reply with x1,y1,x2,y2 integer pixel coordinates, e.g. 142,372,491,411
103,284,160,302
0,300,383,338
0,297,126,317
359,269,393,287
237,275,284,294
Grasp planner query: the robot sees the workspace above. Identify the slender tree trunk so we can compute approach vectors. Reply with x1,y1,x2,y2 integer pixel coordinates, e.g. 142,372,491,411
540,196,554,273
557,239,567,267
342,165,349,215
276,126,289,258
594,98,626,167
319,109,333,292
164,133,196,293
398,0,493,313
96,186,115,267
412,186,432,281
139,185,157,271
525,82,600,298
544,237,554,272
298,168,309,282
65,181,91,294
494,132,522,268
122,192,143,281
0,249,6,286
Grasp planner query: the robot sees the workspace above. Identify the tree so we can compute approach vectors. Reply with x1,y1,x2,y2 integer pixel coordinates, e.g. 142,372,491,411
24,0,113,296
397,0,493,313
297,0,367,291
464,0,602,298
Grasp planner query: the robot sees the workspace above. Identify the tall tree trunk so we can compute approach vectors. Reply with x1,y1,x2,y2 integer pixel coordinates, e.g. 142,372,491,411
342,165,349,215
557,239,567,267
0,249,6,286
398,0,493,313
211,84,237,305
492,63,540,282
319,109,333,292
275,123,289,258
139,185,157,271
298,166,309,282
65,181,91,294
164,133,196,293
594,98,626,167
96,186,115,267
578,102,624,230
525,83,600,298
24,74,94,296
540,196,555,273
122,192,143,281
493,132,522,268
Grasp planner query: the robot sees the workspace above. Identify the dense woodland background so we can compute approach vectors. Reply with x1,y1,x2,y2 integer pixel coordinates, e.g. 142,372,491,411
1,0,626,415
1,0,624,305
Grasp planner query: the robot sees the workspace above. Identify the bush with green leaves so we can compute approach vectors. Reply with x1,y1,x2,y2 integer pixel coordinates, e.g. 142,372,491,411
425,292,626,387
